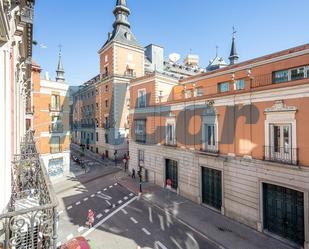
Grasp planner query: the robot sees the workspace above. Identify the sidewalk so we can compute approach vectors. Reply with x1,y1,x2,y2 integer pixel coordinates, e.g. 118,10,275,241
118,175,295,249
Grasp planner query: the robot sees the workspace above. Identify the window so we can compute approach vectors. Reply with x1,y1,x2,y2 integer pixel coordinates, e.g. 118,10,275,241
105,99,108,108
105,84,109,92
96,148,99,154
271,124,291,154
218,82,230,93
103,66,108,77
92,91,94,96
96,89,99,95
166,122,176,146
195,88,204,97
138,150,144,165
104,133,109,144
135,120,146,143
91,133,94,141
273,70,288,83
291,67,304,81
96,103,99,110
51,95,60,111
137,89,146,108
96,132,99,142
202,123,218,153
307,67,309,78
234,79,245,90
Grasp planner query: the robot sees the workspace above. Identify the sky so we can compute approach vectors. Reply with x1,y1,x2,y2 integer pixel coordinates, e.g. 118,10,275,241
32,0,309,86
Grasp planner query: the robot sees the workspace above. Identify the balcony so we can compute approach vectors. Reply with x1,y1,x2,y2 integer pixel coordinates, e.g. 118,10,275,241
49,123,64,133
135,134,146,144
50,145,62,154
264,146,298,165
26,106,34,115
20,6,34,24
49,104,63,112
200,142,219,154
81,123,95,129
0,130,58,248
124,71,136,78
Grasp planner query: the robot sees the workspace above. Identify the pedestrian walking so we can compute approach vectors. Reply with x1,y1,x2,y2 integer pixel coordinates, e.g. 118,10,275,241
132,168,136,179
87,209,95,228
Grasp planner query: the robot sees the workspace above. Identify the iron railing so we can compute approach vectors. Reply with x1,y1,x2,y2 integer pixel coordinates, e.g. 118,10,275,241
48,104,63,112
200,142,220,154
135,134,146,144
0,130,58,248
264,146,298,165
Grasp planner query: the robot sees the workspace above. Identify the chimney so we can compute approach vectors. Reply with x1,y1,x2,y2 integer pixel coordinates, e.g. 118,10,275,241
45,71,50,80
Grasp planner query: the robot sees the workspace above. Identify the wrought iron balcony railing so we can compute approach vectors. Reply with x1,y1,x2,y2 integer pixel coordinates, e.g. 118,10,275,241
26,106,35,115
48,104,63,112
200,142,220,154
0,130,58,249
81,123,95,129
135,134,146,144
264,146,298,165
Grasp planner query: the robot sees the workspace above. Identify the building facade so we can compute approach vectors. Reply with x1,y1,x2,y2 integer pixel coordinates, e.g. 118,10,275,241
129,44,309,248
30,54,70,180
0,0,34,213
72,0,202,160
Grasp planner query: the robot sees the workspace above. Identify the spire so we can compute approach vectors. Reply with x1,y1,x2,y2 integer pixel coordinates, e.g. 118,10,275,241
113,0,131,29
56,45,65,83
229,27,239,65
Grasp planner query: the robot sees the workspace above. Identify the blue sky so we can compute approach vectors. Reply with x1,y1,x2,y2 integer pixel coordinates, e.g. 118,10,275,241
32,0,309,86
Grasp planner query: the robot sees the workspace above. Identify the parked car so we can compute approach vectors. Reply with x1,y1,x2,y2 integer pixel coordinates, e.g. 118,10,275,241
59,236,94,249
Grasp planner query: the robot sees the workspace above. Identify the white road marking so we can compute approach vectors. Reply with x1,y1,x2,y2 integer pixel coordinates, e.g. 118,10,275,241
67,206,72,210
78,226,85,233
82,196,138,237
57,241,62,247
149,207,153,223
91,194,95,197
121,208,128,215
114,183,118,186
66,233,73,241
112,204,116,208
142,228,151,235
83,197,88,201
76,201,81,206
106,200,111,206
58,210,63,215
97,191,101,194
158,214,165,231
96,213,103,219
130,217,138,224
103,188,107,191
104,209,110,213
97,193,112,200
124,196,128,200
109,185,113,188
165,208,173,227
154,241,168,249
118,200,123,204
129,193,134,197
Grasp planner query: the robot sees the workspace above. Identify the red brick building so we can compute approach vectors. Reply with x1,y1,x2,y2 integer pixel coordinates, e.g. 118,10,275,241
129,43,309,248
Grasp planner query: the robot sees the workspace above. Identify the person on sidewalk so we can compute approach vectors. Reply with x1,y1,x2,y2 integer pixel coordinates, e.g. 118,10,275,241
132,168,136,179
87,209,95,228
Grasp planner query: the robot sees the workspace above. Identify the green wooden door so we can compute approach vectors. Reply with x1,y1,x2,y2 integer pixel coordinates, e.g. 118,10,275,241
201,167,222,210
165,159,178,190
263,183,304,246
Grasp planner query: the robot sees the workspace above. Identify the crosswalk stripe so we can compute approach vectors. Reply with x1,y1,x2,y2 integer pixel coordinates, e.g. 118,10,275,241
78,226,85,233
76,201,81,205
142,228,151,235
96,213,103,219
130,217,138,224
83,197,88,201
67,206,72,210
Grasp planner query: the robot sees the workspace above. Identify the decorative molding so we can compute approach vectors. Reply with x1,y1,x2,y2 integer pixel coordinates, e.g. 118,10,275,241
265,100,297,113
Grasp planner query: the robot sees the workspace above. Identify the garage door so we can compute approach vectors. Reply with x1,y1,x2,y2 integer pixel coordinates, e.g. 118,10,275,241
263,183,304,246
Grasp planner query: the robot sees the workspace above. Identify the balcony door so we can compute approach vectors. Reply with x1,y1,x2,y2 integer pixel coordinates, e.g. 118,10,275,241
270,124,292,162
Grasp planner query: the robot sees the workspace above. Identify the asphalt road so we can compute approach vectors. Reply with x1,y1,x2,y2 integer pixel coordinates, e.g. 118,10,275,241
56,176,218,249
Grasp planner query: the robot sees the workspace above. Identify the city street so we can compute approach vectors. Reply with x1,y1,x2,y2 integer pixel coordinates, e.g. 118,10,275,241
55,171,218,249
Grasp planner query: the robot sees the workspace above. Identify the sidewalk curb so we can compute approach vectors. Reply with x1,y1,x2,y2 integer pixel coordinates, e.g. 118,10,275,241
55,168,121,194
142,195,226,249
